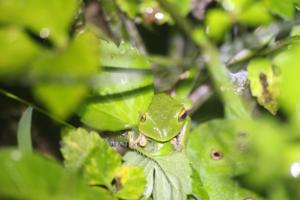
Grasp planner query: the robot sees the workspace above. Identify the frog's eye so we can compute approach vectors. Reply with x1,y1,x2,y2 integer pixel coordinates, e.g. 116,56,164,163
139,113,147,122
178,108,188,121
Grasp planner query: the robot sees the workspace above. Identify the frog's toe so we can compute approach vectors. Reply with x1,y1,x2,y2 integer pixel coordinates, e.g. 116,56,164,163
138,134,148,147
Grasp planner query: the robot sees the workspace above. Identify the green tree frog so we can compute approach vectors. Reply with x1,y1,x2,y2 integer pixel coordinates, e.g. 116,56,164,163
129,93,191,155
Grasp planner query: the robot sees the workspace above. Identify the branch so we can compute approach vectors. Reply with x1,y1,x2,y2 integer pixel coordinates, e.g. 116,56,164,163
157,0,250,119
189,84,213,115
120,13,147,53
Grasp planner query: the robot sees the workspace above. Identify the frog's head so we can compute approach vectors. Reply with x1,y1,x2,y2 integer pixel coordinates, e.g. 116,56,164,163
138,93,188,142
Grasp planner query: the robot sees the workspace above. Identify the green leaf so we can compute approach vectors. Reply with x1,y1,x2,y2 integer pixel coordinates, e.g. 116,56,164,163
290,25,300,36
191,175,261,200
264,0,294,20
117,0,191,24
90,40,153,95
0,27,41,77
168,0,191,16
124,151,192,200
91,70,153,96
79,87,154,131
187,120,262,200
237,2,272,26
116,0,139,18
205,9,231,41
0,0,80,46
79,39,154,130
187,120,248,178
248,58,279,114
61,128,103,170
235,119,286,189
0,148,115,200
282,144,300,178
100,40,150,69
31,31,99,81
61,128,122,188
115,166,146,200
268,184,290,200
17,107,33,154
190,167,209,200
222,0,272,26
273,44,300,120
31,31,100,119
221,0,251,13
295,0,300,7
34,83,88,119
83,145,121,187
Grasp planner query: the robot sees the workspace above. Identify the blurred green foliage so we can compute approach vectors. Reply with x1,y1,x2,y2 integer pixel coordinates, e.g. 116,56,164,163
61,128,145,199
116,0,191,24
17,107,33,154
248,58,279,114
78,39,154,131
1,0,300,200
0,0,80,46
0,149,115,200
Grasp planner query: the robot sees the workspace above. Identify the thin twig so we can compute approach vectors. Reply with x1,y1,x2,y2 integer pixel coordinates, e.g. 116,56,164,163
120,13,147,53
99,0,130,43
157,0,250,119
189,85,213,115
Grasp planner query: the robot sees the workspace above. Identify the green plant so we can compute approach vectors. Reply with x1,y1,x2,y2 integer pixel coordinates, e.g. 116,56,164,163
1,0,300,199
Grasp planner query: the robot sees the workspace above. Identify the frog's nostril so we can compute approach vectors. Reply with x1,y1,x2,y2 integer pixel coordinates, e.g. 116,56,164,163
178,108,188,121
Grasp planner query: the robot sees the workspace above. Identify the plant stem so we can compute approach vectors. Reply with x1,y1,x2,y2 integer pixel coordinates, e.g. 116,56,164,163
157,0,250,119
100,0,147,53
0,88,74,128
227,36,300,66
120,13,147,53
189,84,212,115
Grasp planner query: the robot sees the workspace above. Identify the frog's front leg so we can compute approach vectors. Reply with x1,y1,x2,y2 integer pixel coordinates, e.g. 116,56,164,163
128,131,148,149
171,117,191,151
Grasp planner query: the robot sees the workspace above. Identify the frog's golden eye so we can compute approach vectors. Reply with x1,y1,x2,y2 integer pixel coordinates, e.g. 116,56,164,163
178,108,188,121
139,113,147,122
